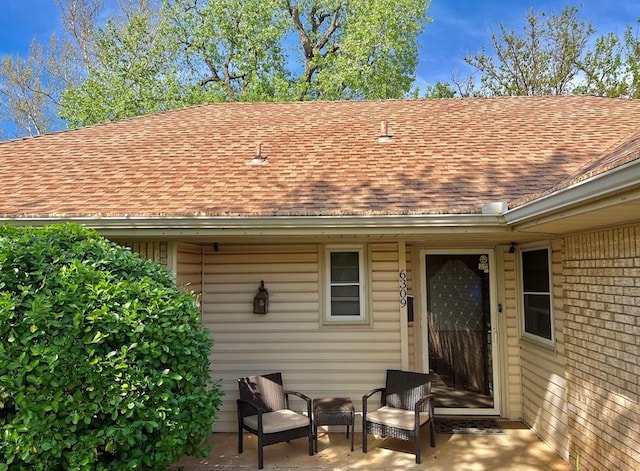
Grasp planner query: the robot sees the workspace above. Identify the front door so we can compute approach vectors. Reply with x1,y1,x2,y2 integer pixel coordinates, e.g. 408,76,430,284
422,250,499,415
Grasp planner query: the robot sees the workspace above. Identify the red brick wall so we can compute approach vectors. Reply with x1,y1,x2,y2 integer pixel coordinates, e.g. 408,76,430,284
564,225,639,470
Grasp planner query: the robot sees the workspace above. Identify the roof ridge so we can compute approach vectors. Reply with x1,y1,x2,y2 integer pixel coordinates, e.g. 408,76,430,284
1,95,621,144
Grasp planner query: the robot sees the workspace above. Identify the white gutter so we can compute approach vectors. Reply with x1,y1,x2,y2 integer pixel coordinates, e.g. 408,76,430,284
0,214,508,237
504,158,640,229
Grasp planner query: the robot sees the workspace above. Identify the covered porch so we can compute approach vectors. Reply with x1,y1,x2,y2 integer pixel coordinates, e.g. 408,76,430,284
173,422,569,470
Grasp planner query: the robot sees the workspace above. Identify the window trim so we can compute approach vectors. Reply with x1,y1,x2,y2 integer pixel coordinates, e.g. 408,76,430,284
520,246,555,345
323,245,367,324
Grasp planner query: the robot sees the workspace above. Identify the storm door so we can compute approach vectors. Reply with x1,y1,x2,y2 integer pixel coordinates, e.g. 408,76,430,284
423,251,499,415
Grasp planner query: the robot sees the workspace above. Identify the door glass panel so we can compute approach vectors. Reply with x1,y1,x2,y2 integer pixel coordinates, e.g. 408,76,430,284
426,254,494,409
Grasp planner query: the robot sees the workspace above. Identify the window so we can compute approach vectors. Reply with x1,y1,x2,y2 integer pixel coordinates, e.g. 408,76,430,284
521,247,553,342
325,246,366,322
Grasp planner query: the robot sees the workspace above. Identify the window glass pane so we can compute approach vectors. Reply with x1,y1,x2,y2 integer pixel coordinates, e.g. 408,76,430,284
331,284,360,315
331,285,359,298
331,252,359,283
327,248,364,320
524,294,552,340
522,249,550,292
331,299,360,316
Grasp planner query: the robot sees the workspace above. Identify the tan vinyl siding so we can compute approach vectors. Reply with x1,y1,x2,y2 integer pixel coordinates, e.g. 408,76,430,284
116,240,169,266
201,242,402,432
520,239,569,461
176,243,203,294
500,246,523,420
520,345,568,455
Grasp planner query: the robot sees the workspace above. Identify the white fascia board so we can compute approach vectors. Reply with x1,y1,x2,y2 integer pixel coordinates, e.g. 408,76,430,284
0,214,508,237
504,159,640,227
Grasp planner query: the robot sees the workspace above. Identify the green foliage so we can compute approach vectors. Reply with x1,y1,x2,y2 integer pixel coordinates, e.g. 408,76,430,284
574,32,628,97
7,1,640,136
164,0,291,102
305,0,428,100
165,0,431,102
60,13,187,128
575,23,640,98
0,224,222,470
59,0,432,126
0,0,99,139
423,81,459,98
464,5,594,96
0,36,74,138
454,5,640,98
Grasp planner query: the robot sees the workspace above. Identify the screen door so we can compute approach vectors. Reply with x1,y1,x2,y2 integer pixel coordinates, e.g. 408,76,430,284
424,251,499,415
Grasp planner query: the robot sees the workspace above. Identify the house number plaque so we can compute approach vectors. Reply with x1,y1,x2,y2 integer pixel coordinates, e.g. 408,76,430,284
399,270,408,307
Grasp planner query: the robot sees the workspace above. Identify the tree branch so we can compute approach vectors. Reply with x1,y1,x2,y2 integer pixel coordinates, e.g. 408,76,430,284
315,6,341,51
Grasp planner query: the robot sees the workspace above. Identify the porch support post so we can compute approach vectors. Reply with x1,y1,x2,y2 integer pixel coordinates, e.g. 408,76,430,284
398,241,409,371
166,241,178,283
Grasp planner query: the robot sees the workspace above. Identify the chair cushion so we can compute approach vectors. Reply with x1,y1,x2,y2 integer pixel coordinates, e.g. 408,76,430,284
244,409,310,434
366,406,430,431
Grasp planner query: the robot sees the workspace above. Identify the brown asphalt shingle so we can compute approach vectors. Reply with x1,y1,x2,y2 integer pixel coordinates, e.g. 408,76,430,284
1,96,639,218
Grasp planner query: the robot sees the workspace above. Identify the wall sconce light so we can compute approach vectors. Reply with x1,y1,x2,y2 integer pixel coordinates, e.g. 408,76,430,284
509,242,517,254
253,280,269,314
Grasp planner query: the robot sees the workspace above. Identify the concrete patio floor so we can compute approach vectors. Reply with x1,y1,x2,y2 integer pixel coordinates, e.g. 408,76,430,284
172,421,570,470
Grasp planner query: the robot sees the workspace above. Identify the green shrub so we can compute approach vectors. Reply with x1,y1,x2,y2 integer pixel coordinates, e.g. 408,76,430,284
0,224,222,470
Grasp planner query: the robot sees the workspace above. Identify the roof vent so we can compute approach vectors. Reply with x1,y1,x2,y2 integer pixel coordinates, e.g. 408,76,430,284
377,120,394,143
247,143,269,166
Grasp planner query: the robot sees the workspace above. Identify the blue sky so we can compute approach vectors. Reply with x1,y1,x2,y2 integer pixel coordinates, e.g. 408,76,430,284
1,0,639,91
417,0,640,88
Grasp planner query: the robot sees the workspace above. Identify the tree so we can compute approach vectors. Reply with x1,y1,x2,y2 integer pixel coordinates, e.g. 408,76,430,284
162,0,432,102
0,224,222,469
463,5,594,96
0,0,103,139
0,0,159,139
0,33,82,139
449,5,640,99
423,81,458,98
0,40,59,137
575,22,640,98
626,23,640,97
162,0,291,103
59,12,185,127
285,0,430,101
59,0,432,126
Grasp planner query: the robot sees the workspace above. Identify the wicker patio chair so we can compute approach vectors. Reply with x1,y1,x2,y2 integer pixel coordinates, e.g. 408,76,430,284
362,369,436,463
237,372,313,469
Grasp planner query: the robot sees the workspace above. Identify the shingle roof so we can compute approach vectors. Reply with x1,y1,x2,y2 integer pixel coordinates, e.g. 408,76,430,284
2,96,640,218
509,127,640,207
